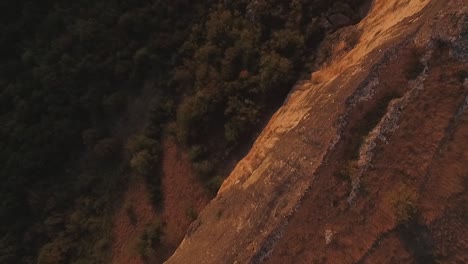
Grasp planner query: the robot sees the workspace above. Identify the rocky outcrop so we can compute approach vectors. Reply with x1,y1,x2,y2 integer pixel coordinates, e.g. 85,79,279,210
166,0,468,263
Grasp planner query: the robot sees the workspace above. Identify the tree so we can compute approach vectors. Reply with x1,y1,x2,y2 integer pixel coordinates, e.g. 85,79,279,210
136,220,163,260
37,241,68,264
270,29,304,60
93,137,121,160
259,52,293,95
391,185,418,225
126,134,159,155
130,150,154,175
224,97,261,143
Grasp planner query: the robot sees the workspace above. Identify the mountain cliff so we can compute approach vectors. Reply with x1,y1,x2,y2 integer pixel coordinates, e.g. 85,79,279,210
167,0,468,263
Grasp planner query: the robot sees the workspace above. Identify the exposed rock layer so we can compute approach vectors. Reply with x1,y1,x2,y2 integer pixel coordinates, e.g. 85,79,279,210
166,0,468,263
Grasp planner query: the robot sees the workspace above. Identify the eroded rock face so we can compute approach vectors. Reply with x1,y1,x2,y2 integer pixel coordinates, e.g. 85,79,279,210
166,0,468,263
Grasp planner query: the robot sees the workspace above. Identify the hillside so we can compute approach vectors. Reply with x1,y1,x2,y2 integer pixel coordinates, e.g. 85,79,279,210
1,0,466,263
167,0,468,263
0,0,370,263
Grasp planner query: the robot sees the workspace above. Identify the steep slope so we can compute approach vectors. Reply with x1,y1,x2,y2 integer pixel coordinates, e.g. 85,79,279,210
111,138,210,264
112,176,157,264
166,0,468,263
160,138,210,256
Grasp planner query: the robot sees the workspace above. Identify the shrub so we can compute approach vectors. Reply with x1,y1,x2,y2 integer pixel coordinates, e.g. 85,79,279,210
193,159,215,180
259,52,293,95
205,9,234,46
207,175,224,194
185,206,198,222
176,89,222,144
37,240,68,264
270,29,304,59
147,178,163,206
136,220,162,260
188,144,207,162
224,121,241,143
338,161,359,182
130,150,155,176
93,137,121,160
149,97,174,125
221,47,242,80
126,133,162,205
172,67,193,90
224,97,261,143
391,185,418,225
133,47,149,66
126,134,159,155
194,44,221,65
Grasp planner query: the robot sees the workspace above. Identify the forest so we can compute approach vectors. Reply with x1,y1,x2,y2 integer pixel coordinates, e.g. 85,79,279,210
0,0,366,263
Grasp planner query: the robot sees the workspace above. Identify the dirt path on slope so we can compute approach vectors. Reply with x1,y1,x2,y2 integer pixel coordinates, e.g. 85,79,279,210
161,138,211,256
111,176,158,264
111,137,210,263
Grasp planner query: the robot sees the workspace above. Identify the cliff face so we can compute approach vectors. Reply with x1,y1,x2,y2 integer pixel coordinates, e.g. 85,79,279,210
167,0,468,263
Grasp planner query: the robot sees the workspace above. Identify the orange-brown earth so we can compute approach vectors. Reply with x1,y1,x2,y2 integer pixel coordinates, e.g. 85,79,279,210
167,0,468,263
161,138,210,255
111,138,209,264
111,176,157,264
266,18,468,264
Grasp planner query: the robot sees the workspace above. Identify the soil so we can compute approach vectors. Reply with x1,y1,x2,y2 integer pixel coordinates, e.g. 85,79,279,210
265,35,468,264
161,138,210,256
111,176,157,264
110,137,210,264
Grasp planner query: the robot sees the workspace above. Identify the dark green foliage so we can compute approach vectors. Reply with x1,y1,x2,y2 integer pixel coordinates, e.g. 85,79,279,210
179,0,366,189
188,145,208,162
391,185,418,225
193,159,216,180
173,1,361,181
185,206,198,222
207,175,225,194
136,220,163,261
126,133,163,205
130,150,154,175
0,1,211,263
37,241,67,264
94,137,121,161
259,52,294,94
224,97,261,143
270,29,305,60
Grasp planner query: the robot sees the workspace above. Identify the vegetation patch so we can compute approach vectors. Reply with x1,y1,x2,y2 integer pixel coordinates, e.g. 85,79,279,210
391,185,418,225
136,220,163,262
186,206,198,222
